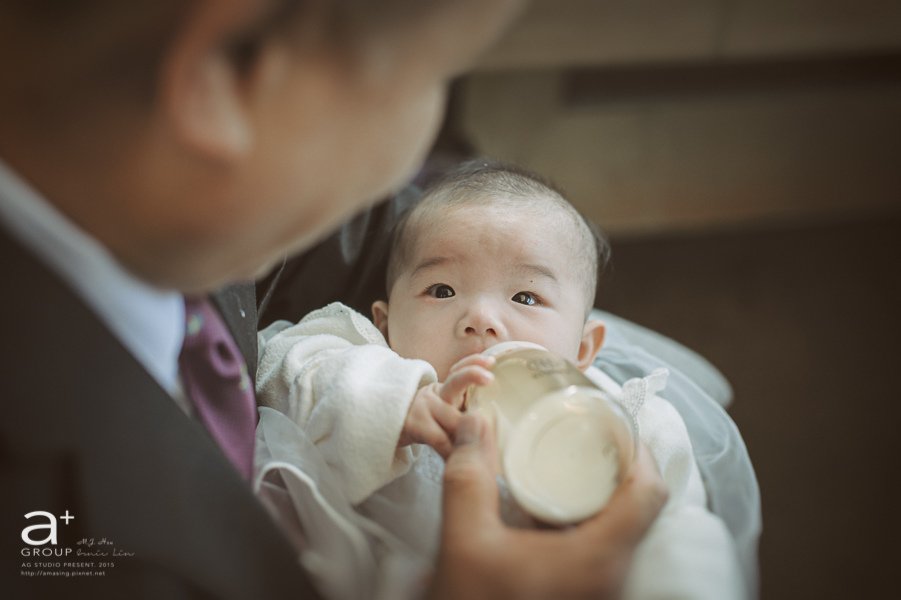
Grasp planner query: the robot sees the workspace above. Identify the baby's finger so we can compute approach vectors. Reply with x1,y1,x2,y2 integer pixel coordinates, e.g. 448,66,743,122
414,420,454,458
440,366,494,407
429,396,463,438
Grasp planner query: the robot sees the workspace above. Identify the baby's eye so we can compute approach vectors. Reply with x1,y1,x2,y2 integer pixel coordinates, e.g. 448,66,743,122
512,291,538,306
426,284,456,299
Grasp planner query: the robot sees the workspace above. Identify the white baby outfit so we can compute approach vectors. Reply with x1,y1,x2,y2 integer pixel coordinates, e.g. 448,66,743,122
254,302,745,600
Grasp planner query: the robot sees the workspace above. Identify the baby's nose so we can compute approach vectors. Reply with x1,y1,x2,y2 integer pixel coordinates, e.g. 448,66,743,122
458,305,505,339
464,323,497,337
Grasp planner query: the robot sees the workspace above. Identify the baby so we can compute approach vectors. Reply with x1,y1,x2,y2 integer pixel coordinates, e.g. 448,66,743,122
254,161,744,600
370,160,607,460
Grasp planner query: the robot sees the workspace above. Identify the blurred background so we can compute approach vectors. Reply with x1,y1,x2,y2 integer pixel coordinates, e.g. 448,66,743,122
456,1,901,598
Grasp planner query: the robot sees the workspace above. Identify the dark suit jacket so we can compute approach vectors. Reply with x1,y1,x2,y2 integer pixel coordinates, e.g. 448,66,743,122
0,228,320,599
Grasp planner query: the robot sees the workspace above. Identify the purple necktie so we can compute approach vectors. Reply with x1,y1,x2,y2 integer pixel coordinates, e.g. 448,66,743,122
179,297,256,481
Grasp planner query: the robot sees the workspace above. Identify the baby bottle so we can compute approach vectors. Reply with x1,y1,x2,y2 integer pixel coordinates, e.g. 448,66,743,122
465,341,637,525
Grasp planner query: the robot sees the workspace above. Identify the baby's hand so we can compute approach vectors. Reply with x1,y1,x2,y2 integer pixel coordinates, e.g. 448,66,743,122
399,354,495,458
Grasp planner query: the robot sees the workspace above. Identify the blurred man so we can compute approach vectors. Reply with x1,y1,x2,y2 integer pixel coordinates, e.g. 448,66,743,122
0,1,666,598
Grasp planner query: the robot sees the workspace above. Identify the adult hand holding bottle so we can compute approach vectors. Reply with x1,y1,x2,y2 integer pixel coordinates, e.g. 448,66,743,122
428,415,668,600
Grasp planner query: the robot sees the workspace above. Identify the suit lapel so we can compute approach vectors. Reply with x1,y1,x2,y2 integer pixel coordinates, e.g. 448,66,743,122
211,284,259,380
1,229,317,598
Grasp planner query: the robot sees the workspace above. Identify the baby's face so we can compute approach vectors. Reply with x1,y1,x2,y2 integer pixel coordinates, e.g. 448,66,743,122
375,203,597,380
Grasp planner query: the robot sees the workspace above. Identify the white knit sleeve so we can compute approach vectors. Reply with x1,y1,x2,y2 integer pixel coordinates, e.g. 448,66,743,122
256,302,437,504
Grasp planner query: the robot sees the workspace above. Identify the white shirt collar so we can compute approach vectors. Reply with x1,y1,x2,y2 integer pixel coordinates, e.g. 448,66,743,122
0,158,186,400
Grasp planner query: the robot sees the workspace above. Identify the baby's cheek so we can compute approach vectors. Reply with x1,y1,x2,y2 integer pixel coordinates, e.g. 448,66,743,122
408,344,449,380
388,318,452,377
544,334,582,364
421,350,451,380
392,333,435,366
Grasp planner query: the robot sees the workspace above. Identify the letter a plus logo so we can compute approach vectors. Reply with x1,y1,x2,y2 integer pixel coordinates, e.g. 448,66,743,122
21,511,62,546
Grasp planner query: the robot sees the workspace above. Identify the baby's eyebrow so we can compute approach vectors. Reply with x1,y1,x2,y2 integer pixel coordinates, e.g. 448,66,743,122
409,256,451,279
517,263,558,283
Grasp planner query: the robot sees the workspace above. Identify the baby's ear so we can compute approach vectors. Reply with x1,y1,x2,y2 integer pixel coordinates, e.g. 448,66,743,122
371,300,390,341
576,319,605,371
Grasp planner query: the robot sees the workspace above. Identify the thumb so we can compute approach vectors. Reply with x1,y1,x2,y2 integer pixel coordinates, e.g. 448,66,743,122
441,415,501,535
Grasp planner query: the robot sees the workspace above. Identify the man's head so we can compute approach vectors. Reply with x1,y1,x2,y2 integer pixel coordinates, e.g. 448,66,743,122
0,0,526,292
373,160,610,380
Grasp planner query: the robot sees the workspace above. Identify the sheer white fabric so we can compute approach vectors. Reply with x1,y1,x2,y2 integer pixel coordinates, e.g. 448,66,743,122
593,310,761,596
255,305,750,599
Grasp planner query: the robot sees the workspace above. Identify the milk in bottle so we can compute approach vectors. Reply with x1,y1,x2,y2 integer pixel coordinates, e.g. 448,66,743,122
466,342,636,525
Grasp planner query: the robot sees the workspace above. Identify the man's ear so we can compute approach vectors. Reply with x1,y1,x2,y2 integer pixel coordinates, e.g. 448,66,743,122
159,1,262,162
371,300,390,341
576,319,606,371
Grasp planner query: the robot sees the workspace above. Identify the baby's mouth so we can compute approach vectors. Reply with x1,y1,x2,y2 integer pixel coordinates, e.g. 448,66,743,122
452,348,486,368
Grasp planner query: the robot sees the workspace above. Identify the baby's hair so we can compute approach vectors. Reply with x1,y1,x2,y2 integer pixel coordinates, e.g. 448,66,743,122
386,159,610,315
